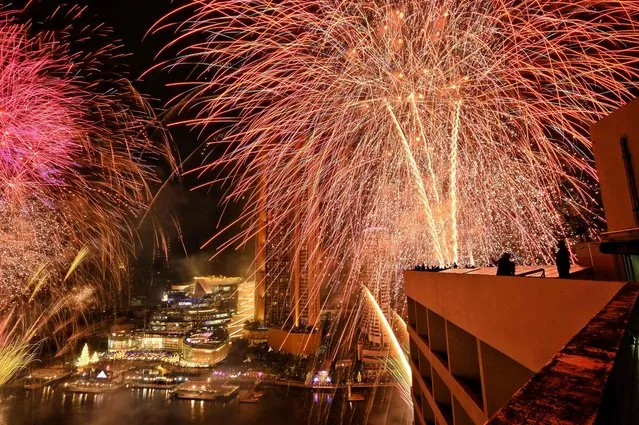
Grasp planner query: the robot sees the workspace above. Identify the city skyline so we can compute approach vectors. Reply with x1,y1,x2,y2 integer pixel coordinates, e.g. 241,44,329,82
2,1,639,425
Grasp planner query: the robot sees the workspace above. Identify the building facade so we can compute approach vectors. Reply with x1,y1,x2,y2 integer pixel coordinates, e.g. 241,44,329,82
590,96,639,282
255,182,321,355
405,269,627,425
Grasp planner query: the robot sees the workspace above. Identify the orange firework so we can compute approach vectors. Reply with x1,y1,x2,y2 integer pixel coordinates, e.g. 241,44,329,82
159,0,639,270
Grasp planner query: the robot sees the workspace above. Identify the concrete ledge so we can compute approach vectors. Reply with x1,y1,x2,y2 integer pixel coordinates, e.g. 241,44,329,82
487,283,639,425
404,271,624,371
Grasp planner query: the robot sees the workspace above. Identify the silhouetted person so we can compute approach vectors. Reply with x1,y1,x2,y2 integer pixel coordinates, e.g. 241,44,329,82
496,253,515,276
556,239,571,278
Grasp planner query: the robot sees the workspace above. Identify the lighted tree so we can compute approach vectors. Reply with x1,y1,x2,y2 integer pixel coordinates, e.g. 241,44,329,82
76,343,90,367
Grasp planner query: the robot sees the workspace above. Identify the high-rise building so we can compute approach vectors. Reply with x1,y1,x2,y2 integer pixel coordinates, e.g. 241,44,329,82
254,178,267,323
360,227,393,347
255,182,321,355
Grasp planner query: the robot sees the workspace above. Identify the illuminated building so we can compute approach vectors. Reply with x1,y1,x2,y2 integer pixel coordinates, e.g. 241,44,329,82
107,331,138,351
107,277,241,365
242,323,269,346
407,100,639,425
164,276,240,311
256,182,321,355
192,276,240,309
108,329,229,367
108,330,183,352
181,329,231,366
148,307,233,332
138,332,183,351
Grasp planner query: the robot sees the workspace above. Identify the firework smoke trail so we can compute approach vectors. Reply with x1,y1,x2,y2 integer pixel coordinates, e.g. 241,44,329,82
0,7,172,306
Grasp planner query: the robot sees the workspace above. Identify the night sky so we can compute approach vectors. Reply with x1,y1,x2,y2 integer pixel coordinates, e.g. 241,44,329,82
11,0,253,293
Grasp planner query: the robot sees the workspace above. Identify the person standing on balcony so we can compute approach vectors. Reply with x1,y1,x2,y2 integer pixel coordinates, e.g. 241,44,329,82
556,239,571,278
496,253,516,276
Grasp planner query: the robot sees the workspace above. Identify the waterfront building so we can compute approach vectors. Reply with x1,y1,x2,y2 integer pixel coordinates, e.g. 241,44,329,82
108,328,229,367
407,99,639,425
138,332,183,351
181,329,231,366
108,330,183,353
107,276,243,366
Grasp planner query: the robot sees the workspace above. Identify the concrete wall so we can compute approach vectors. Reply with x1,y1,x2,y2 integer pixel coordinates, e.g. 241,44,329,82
404,271,623,371
591,97,639,232
574,242,623,281
479,341,534,417
405,270,625,425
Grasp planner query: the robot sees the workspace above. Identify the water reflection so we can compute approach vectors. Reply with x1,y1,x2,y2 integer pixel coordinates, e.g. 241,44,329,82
2,385,411,425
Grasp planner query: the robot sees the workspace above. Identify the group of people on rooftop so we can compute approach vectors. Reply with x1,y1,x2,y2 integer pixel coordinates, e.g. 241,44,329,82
413,264,454,272
495,239,571,278
412,239,572,278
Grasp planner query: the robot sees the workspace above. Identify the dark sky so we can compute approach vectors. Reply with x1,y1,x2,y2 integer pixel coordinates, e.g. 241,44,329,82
12,0,253,292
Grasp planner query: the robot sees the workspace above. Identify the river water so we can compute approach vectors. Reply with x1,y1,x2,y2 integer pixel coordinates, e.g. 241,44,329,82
0,385,412,425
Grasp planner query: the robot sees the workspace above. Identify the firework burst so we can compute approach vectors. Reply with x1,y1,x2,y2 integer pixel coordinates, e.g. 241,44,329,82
159,0,639,395
0,7,172,305
161,0,639,263
0,5,173,379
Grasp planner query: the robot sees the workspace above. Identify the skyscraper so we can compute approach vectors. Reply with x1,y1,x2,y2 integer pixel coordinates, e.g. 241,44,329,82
360,227,393,347
255,181,321,355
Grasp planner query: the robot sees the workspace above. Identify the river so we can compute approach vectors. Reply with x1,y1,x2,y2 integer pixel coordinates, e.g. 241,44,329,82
0,385,412,425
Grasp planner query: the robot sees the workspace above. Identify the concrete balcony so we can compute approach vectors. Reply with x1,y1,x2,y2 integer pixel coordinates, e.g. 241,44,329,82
405,268,637,425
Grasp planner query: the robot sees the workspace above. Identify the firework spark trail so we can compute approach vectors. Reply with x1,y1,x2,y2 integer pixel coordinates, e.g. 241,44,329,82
386,101,446,266
160,0,639,381
363,286,411,403
410,94,440,204
449,100,461,265
0,8,172,306
0,252,97,385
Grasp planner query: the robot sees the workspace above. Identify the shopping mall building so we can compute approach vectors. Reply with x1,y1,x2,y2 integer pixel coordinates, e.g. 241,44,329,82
107,276,240,366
